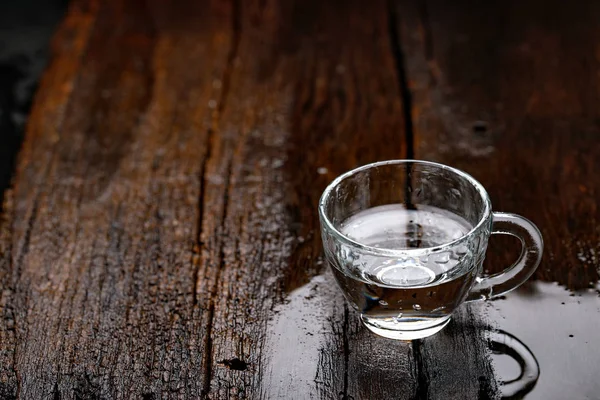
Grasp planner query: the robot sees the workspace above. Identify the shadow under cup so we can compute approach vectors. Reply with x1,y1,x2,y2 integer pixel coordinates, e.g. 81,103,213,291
318,160,542,340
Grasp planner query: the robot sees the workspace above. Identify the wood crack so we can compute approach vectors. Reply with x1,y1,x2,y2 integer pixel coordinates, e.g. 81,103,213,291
202,156,234,397
411,340,429,400
387,0,415,159
198,0,242,396
388,1,430,398
193,0,242,307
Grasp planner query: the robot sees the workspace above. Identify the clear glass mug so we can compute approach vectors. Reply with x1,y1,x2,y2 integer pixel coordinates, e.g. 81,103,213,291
318,160,543,340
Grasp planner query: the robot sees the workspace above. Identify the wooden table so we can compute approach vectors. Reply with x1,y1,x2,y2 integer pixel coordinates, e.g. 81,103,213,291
1,0,599,398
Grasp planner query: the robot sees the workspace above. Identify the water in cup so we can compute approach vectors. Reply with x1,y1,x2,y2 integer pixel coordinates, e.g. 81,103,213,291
320,160,543,340
330,204,480,339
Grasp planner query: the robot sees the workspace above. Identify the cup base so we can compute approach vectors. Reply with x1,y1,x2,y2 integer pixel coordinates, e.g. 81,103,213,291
360,314,451,340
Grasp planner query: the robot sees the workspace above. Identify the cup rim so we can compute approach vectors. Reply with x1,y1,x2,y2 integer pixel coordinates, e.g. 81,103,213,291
318,159,492,256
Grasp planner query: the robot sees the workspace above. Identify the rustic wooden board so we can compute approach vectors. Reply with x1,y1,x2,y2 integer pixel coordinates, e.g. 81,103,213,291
9,0,600,398
207,1,415,398
0,0,423,398
2,0,232,397
1,1,103,397
397,0,600,398
392,2,505,399
399,0,600,289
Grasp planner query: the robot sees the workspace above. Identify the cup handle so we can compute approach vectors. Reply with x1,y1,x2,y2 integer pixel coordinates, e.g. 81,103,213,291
467,212,544,301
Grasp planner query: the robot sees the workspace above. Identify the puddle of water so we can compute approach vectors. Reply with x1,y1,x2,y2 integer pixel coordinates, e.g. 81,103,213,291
487,329,539,399
262,273,600,399
485,281,600,399
261,272,345,398
491,352,521,382
262,270,416,399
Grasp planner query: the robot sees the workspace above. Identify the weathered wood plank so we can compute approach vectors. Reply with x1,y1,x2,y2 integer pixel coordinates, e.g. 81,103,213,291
1,0,419,398
2,0,233,398
400,0,600,289
397,0,600,398
391,1,504,398
204,0,414,398
1,1,100,397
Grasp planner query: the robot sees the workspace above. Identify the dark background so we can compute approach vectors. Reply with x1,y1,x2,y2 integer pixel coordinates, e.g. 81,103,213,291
0,0,67,201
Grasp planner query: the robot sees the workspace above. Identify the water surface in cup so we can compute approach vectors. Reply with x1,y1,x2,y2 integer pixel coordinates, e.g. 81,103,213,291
332,204,479,339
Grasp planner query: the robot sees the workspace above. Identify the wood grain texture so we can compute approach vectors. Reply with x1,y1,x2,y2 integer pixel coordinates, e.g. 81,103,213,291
399,0,600,290
0,0,420,398
1,1,100,397
10,0,599,397
3,0,232,397
198,0,414,398
396,0,600,398
391,2,504,399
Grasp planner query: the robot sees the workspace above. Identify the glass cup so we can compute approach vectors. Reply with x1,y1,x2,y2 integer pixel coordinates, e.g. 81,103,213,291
318,160,543,340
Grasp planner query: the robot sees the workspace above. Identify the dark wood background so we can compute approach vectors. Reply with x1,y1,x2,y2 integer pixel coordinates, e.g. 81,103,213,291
1,0,599,399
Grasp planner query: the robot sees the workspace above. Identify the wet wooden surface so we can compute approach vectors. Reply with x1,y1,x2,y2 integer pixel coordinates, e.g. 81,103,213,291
397,1,600,398
1,0,599,398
